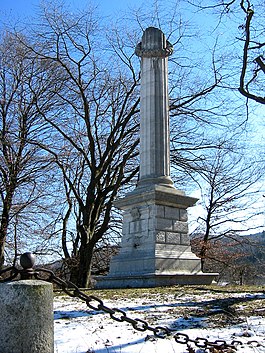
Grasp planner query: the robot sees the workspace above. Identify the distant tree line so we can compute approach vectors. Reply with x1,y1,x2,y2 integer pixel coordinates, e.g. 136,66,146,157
191,231,265,285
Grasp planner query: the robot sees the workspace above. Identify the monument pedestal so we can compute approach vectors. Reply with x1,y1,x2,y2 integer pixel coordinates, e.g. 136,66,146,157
95,184,218,289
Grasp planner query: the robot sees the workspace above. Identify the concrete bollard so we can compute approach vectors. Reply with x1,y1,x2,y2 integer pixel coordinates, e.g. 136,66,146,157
0,280,54,353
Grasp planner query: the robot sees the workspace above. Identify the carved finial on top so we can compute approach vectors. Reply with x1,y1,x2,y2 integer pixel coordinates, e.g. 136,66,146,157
135,27,173,58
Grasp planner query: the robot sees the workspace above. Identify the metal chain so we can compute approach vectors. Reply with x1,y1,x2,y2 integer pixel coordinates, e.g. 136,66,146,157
0,265,262,352
34,268,261,352
0,267,19,281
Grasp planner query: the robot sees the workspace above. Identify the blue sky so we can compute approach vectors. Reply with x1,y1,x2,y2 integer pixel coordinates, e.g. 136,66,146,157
0,0,147,20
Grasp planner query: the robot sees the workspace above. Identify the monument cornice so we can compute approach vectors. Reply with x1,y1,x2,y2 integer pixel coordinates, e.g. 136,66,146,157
114,185,198,210
135,41,173,58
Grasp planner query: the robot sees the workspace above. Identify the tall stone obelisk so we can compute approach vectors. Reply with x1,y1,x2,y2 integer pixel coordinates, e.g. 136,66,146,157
95,28,217,288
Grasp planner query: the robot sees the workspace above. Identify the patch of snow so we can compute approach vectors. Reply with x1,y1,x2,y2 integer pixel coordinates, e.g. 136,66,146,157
54,293,265,353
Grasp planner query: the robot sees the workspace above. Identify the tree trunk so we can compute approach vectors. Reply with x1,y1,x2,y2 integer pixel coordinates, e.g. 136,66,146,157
61,203,72,259
0,237,6,269
77,241,94,288
73,224,96,288
199,242,208,272
0,194,13,268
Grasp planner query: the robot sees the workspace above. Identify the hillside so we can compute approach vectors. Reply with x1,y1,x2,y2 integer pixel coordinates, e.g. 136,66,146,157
191,231,265,285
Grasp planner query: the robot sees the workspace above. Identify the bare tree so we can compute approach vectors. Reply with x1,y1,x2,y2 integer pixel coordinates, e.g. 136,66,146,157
15,5,141,287
188,0,265,104
0,32,58,267
236,1,265,104
190,138,264,271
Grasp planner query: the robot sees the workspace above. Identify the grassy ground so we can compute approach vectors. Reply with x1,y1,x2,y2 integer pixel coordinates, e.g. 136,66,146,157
54,285,265,328
54,285,265,353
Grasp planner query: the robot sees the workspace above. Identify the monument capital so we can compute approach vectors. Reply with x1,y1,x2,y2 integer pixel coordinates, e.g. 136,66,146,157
135,27,173,58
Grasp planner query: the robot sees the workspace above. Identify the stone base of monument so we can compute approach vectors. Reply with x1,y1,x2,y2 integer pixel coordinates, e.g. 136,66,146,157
95,272,217,289
95,184,218,289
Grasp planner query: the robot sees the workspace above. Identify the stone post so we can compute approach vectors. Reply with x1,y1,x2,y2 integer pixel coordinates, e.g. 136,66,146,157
0,280,54,353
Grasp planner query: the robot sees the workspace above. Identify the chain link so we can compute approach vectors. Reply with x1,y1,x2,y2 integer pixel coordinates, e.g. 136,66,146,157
34,268,248,351
0,267,19,281
1,266,262,352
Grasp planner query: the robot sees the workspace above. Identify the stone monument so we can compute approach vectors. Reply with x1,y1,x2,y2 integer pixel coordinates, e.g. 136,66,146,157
95,27,217,288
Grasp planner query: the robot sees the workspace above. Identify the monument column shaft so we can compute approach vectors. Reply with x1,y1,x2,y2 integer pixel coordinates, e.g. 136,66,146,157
135,27,174,187
140,56,170,181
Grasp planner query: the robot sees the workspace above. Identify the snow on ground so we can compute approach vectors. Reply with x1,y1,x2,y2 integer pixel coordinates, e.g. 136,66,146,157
54,289,265,353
